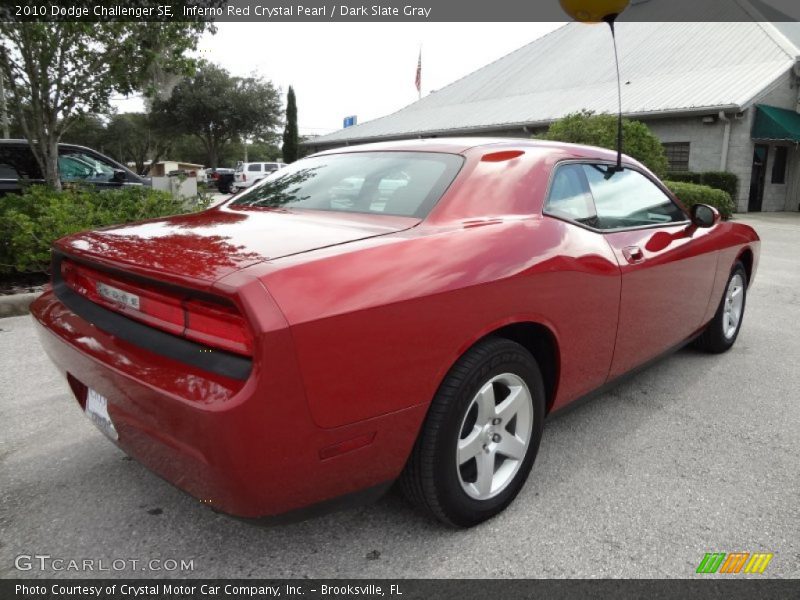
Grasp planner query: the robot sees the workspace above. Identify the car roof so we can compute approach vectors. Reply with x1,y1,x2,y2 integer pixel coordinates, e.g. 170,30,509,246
310,137,635,165
0,139,101,153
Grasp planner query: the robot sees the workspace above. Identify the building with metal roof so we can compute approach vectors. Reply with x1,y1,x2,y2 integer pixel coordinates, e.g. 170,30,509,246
307,3,800,212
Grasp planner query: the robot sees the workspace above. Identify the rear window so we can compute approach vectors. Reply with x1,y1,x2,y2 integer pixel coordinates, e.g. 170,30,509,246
230,151,464,218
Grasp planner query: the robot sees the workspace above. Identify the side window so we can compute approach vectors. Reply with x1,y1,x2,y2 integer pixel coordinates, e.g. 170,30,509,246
248,164,261,172
58,150,115,183
0,145,43,181
544,164,598,225
582,165,686,230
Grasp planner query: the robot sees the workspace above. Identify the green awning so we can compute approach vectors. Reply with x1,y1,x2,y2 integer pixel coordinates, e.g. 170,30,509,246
752,104,800,142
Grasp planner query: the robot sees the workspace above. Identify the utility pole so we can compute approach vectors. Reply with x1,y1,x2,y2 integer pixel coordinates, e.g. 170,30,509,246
0,71,10,139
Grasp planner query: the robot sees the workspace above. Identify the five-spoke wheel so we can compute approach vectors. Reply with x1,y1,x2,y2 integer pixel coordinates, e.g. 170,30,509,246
695,260,748,353
400,337,545,527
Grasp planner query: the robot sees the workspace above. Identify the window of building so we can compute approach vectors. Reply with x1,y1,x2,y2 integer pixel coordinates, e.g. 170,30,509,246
663,142,691,172
772,146,788,184
582,165,687,230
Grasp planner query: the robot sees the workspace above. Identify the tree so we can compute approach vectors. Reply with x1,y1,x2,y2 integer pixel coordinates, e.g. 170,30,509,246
282,86,299,163
539,110,669,178
153,63,282,168
104,113,173,175
60,114,110,152
0,20,212,189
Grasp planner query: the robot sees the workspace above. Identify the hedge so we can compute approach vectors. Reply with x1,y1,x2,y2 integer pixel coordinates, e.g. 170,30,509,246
664,180,735,220
666,170,739,201
0,185,208,275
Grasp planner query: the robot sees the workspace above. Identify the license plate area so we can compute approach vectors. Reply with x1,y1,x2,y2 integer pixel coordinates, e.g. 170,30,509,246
85,388,119,441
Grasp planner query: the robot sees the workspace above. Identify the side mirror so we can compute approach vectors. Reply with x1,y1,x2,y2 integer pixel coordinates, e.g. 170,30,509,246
112,169,127,184
691,203,719,228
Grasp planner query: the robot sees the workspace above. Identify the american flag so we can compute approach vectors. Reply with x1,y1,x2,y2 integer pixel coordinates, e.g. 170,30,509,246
415,49,422,96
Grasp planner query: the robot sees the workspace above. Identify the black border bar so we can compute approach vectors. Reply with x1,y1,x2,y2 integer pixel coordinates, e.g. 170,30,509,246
3,0,800,23
3,579,800,600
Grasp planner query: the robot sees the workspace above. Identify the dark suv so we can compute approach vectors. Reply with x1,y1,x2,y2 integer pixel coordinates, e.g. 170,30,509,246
0,140,146,198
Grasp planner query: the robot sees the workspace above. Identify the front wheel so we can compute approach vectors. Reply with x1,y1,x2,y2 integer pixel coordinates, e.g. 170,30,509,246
694,260,748,353
400,337,545,527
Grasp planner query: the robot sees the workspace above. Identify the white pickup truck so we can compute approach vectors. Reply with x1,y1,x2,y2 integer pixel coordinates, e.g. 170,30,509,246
233,161,286,191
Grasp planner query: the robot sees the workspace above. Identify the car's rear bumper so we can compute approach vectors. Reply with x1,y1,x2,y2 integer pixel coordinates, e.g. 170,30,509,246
30,289,424,519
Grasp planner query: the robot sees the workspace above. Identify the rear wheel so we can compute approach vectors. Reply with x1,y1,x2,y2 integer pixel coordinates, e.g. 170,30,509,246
400,337,545,527
694,261,747,353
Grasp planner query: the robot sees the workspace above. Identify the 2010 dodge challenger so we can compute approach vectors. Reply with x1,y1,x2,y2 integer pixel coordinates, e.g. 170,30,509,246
31,139,759,527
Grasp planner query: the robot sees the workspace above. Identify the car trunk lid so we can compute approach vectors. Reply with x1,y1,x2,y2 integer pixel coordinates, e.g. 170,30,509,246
55,206,419,287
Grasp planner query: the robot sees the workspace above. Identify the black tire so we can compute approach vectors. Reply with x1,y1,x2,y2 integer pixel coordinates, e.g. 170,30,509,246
400,337,545,527
694,261,748,353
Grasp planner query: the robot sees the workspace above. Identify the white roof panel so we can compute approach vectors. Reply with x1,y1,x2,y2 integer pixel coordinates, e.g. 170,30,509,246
313,10,799,145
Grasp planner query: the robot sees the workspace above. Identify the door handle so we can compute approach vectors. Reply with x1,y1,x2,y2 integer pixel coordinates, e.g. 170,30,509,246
622,245,644,263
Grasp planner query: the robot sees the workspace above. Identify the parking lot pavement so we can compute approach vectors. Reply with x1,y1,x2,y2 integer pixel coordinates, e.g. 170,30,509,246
1,214,798,580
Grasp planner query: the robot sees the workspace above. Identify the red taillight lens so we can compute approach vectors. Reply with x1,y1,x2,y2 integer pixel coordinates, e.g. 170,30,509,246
60,260,252,357
184,299,253,356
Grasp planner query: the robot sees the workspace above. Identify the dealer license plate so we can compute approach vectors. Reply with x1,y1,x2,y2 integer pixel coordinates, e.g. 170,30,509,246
85,388,118,441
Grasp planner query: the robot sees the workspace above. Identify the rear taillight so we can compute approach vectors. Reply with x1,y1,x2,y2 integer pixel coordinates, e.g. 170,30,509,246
184,299,253,356
60,260,252,357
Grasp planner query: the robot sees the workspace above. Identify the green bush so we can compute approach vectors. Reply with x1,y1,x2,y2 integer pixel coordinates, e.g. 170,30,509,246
666,170,739,201
699,171,739,201
539,110,670,178
665,171,703,185
664,181,735,220
0,185,207,275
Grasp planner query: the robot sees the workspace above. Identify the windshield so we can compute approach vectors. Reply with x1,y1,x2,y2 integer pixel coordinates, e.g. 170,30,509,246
230,151,464,218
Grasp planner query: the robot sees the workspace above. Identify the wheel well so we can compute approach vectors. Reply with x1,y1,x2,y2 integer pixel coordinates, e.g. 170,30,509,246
738,248,753,285
492,323,559,414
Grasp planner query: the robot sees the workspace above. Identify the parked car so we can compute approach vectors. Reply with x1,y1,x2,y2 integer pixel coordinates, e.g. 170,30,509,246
0,140,146,198
207,167,236,194
233,161,286,191
31,139,759,527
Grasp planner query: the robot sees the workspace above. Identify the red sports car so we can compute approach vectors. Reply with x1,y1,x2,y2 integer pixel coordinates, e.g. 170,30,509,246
31,139,759,527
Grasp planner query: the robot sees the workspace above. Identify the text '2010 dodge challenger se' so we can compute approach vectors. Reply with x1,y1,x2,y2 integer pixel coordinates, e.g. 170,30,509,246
31,138,759,527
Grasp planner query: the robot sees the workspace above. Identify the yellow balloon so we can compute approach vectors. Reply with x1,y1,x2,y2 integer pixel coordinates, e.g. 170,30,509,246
559,0,630,23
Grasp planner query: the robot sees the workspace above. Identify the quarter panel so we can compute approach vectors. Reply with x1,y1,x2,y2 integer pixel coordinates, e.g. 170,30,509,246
263,217,621,427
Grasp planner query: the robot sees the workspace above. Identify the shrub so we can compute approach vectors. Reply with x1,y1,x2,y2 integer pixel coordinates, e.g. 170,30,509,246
0,185,207,275
539,110,670,178
665,171,703,185
666,170,739,201
664,181,735,220
699,171,739,201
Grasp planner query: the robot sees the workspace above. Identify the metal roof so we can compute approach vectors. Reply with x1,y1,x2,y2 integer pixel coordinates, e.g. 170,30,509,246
311,4,800,146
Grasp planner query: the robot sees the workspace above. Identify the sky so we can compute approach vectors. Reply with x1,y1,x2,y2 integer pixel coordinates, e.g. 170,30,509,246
111,22,563,138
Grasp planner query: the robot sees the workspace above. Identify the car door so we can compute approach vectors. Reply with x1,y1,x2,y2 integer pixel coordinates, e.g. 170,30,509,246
542,163,621,403
582,164,718,379
248,163,262,185
57,147,136,190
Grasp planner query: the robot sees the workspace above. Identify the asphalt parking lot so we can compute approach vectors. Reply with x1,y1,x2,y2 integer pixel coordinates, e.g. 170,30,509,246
1,213,798,579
